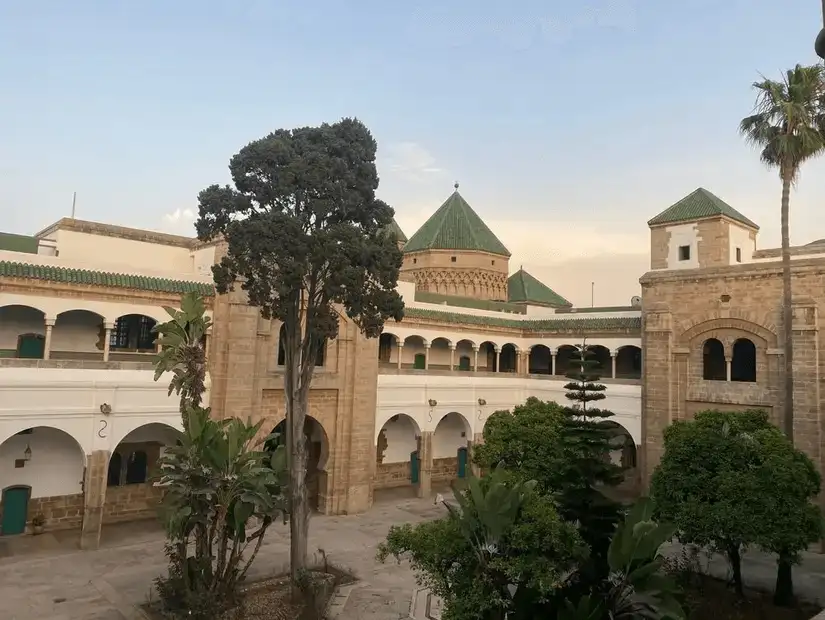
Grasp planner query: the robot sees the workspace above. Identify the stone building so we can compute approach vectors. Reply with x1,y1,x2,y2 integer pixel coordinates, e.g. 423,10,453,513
0,186,643,546
640,187,825,525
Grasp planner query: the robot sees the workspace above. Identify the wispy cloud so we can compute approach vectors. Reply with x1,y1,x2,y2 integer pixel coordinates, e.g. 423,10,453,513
383,142,446,183
161,207,196,235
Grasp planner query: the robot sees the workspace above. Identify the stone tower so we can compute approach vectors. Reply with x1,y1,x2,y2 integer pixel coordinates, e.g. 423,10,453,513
647,187,759,271
400,185,511,301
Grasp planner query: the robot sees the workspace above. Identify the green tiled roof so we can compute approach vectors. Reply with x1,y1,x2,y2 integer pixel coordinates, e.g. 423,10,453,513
0,232,39,254
404,189,510,256
507,269,571,308
383,218,407,243
0,261,215,295
414,290,526,314
402,307,640,332
647,188,759,229
556,305,635,313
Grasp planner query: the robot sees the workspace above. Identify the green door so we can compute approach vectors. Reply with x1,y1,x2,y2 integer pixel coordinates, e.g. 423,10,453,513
17,335,44,359
1,486,30,535
457,447,468,478
410,451,419,484
413,354,426,370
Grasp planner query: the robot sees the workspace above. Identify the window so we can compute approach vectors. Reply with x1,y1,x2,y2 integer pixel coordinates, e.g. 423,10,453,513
678,245,691,261
491,260,495,266
451,256,457,262
702,338,726,381
413,258,417,264
110,315,156,350
277,324,325,367
125,450,148,484
731,338,756,382
736,247,742,263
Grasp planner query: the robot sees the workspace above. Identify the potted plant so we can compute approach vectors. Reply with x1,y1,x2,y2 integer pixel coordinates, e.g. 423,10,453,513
31,514,45,535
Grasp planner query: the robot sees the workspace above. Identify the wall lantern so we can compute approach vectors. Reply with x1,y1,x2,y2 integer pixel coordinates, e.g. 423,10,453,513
428,399,438,407
100,403,112,415
23,444,32,461
477,398,487,406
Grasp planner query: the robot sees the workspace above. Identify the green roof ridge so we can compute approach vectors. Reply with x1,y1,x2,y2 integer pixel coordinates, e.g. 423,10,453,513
507,268,571,307
0,260,215,296
0,232,39,254
404,190,511,256
414,290,526,313
402,307,640,332
647,187,759,229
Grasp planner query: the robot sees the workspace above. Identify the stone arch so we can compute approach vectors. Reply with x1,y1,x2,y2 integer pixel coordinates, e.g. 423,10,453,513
374,413,421,494
588,344,612,375
731,338,757,382
111,313,158,352
109,422,182,485
433,411,471,458
702,338,726,381
679,316,777,348
52,309,106,359
267,416,329,511
615,345,642,379
378,331,399,363
528,344,552,374
479,341,498,372
0,304,46,359
554,344,578,376
603,420,640,500
277,324,326,367
0,426,87,532
499,343,518,373
454,338,476,371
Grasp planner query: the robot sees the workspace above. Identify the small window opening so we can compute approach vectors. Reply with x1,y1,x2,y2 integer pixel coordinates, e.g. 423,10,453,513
678,245,691,261
491,260,495,265
413,258,417,264
736,247,742,263
451,256,457,262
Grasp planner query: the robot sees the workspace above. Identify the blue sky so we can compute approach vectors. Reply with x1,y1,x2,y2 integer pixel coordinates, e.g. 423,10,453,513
1,1,823,305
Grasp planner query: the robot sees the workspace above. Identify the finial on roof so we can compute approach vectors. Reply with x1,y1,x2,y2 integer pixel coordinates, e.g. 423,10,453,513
520,264,523,271
454,181,459,191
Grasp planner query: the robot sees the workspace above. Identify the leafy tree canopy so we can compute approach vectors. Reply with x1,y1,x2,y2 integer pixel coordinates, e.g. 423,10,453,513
195,117,404,342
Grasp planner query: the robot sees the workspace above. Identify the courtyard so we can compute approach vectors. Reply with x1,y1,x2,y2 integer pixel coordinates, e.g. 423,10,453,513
1,494,825,620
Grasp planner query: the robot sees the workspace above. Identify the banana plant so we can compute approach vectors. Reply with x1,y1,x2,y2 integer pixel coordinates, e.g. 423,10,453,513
560,498,685,620
153,291,212,423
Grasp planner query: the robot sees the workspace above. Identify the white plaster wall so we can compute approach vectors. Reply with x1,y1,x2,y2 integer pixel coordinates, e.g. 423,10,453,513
0,427,85,498
376,374,641,445
433,412,469,458
379,416,419,463
0,306,44,350
51,310,103,353
0,369,197,467
192,245,218,277
665,223,700,270
729,224,755,265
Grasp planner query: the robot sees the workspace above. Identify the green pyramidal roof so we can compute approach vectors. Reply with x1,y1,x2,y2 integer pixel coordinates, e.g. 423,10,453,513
404,189,510,256
383,218,407,242
507,268,571,308
647,187,759,230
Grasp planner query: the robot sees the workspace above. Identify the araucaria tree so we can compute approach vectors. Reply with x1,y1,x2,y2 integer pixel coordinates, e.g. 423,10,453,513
195,118,404,577
558,341,624,570
739,64,825,439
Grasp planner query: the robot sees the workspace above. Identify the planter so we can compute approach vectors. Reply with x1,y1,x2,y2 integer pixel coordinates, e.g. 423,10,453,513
32,525,44,535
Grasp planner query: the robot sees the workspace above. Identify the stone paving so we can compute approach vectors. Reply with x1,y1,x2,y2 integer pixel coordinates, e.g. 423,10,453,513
1,495,825,619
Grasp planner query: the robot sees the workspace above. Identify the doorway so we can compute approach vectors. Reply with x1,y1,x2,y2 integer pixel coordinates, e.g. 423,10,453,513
1,485,31,535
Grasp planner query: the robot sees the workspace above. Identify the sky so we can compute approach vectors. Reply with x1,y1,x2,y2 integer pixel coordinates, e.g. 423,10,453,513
2,1,824,307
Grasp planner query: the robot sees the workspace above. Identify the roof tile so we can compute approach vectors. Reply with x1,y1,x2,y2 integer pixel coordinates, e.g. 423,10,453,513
402,307,640,332
507,269,571,307
647,188,759,229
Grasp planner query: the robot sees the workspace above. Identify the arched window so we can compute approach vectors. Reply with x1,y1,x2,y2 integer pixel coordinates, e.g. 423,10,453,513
702,338,726,381
278,324,325,367
125,450,148,484
378,333,394,362
107,452,123,487
731,338,756,382
111,315,156,351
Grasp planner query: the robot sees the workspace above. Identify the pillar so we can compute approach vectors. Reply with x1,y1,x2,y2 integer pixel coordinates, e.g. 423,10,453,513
43,318,55,360
495,347,501,373
396,343,404,370
521,350,529,376
416,431,433,499
449,345,456,371
611,353,617,379
473,346,479,372
726,357,732,382
103,324,112,362
80,450,110,550
551,352,556,375
424,343,431,370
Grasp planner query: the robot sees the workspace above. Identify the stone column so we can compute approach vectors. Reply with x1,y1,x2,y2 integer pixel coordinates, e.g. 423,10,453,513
424,343,430,370
103,323,113,362
521,350,529,376
417,431,434,499
396,343,404,370
551,352,556,375
495,347,501,372
80,450,110,550
449,345,456,371
43,319,55,360
611,352,617,379
725,357,732,382
473,346,479,372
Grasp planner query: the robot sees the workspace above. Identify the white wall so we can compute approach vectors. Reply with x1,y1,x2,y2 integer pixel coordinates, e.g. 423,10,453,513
376,374,641,446
665,223,700,270
379,415,419,463
0,427,85,498
729,224,754,265
0,306,44,350
433,412,469,459
51,310,103,353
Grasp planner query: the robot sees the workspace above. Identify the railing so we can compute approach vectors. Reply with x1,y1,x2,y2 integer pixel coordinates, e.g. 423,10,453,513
377,363,642,384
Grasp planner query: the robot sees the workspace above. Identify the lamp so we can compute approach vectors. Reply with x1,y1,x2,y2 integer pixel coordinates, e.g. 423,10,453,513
428,399,438,407
477,398,487,406
100,403,112,415
23,444,32,461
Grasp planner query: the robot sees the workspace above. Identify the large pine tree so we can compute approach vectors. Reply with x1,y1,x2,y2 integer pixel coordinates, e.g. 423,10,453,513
557,340,624,575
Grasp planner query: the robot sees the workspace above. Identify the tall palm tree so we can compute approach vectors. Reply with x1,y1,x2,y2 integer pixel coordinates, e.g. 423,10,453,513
739,64,825,442
739,65,825,608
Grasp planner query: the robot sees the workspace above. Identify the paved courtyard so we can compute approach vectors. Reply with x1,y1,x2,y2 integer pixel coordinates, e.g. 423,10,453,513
1,494,825,619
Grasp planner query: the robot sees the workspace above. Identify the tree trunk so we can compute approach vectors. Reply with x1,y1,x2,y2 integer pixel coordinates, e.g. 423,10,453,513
728,544,744,597
288,388,309,580
774,551,794,606
780,174,794,442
